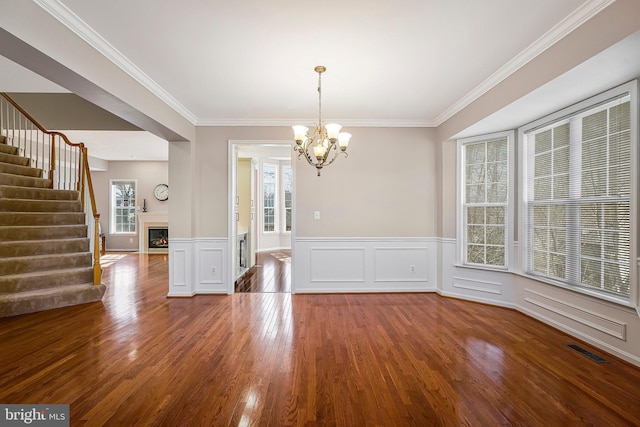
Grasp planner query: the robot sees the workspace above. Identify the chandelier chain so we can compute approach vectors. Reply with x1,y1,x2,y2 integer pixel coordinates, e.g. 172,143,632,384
317,71,322,130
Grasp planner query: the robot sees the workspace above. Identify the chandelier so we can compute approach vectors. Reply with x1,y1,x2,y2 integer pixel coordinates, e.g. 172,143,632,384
292,66,351,176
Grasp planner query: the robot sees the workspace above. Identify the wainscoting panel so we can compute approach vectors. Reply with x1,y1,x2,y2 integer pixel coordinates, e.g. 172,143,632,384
374,247,429,282
523,289,627,340
310,247,366,283
438,238,512,307
168,239,193,297
295,238,436,293
195,238,228,294
453,276,502,295
168,238,229,296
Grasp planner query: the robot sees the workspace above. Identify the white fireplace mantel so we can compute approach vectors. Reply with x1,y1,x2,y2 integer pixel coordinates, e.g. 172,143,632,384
138,212,168,253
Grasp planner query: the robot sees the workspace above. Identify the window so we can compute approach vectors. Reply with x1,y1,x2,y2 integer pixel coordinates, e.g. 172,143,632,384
521,82,636,301
458,131,513,268
284,166,293,232
110,180,136,234
263,164,276,232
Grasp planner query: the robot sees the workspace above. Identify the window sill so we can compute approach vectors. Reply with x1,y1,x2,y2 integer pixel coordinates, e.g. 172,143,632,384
453,263,510,273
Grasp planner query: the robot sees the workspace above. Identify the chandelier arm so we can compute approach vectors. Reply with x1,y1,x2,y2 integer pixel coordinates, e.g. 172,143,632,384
322,145,347,168
300,145,316,165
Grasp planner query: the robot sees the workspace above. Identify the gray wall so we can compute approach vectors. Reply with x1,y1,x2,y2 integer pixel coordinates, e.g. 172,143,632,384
92,161,168,251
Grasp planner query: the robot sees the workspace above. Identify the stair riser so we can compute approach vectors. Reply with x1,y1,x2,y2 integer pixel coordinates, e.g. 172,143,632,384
0,144,18,155
0,162,43,178
0,268,94,294
0,239,89,257
0,152,30,167
0,199,82,212
0,172,51,188
0,253,92,275
0,186,79,201
0,226,87,241
0,284,106,317
0,213,85,226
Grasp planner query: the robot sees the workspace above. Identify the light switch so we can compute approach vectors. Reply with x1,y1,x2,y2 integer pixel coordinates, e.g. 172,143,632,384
314,211,321,220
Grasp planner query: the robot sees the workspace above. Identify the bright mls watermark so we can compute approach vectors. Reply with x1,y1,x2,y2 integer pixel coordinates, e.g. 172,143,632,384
0,405,69,426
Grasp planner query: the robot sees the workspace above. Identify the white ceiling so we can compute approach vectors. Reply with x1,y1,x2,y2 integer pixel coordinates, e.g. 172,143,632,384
3,0,639,160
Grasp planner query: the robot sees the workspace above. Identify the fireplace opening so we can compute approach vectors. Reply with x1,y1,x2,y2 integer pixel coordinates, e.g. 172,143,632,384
148,227,169,249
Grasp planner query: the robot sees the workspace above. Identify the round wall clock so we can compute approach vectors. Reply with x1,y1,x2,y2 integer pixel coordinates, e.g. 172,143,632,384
153,183,169,201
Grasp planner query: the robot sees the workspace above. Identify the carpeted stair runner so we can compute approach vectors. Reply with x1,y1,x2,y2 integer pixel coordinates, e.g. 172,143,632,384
0,134,105,317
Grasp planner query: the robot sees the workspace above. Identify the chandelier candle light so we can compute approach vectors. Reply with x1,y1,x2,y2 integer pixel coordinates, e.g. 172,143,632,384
292,66,351,176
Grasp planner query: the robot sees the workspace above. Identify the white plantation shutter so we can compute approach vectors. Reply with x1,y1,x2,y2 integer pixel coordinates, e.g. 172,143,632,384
523,90,633,299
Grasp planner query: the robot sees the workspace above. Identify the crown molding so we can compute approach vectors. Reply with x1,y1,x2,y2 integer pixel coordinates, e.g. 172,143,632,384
34,0,198,125
196,118,437,127
34,0,612,130
433,0,615,127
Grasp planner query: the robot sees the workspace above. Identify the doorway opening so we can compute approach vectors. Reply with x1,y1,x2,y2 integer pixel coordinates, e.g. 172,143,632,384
228,140,294,294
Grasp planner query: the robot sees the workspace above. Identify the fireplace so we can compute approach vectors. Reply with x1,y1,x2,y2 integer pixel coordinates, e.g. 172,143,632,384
137,212,168,253
148,227,169,249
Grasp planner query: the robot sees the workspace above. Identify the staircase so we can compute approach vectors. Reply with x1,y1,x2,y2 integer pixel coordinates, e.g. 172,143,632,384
0,134,106,317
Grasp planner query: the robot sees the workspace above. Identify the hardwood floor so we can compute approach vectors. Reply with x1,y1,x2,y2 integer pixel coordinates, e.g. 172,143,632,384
1,253,640,426
235,250,291,293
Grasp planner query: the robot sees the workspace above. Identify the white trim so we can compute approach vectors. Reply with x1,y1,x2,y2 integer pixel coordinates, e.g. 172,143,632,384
108,179,137,235
34,0,198,125
523,289,627,340
295,237,436,293
453,276,502,295
168,240,193,297
516,301,640,366
228,140,295,294
309,247,367,283
457,130,515,270
196,118,436,128
296,237,438,243
433,0,615,126
35,0,611,128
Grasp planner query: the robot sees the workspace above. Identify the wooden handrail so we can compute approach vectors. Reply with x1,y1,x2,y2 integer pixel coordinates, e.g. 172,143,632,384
0,92,102,285
0,93,83,148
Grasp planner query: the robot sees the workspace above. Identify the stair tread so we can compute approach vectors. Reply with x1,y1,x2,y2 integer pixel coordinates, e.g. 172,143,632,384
0,224,86,228
0,252,91,261
0,283,101,298
0,184,78,194
0,237,89,244
0,266,93,280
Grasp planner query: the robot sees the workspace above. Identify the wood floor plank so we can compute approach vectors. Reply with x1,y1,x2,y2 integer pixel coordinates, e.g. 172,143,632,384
1,253,640,425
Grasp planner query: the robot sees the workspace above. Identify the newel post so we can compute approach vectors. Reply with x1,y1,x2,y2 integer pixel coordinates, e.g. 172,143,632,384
93,213,102,285
49,134,56,189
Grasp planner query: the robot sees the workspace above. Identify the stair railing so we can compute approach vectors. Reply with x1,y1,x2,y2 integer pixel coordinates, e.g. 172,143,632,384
0,93,102,285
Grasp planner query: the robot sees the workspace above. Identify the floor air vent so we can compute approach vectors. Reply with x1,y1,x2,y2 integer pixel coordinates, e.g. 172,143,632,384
565,344,608,363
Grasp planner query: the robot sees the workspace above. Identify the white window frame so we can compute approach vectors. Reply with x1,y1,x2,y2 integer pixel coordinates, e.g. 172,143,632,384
518,80,638,306
457,130,515,270
109,179,137,235
262,162,278,233
282,165,293,233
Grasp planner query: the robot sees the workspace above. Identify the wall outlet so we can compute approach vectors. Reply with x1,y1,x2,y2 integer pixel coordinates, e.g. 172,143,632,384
314,211,321,220
129,238,134,243
211,267,216,273
410,265,416,273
